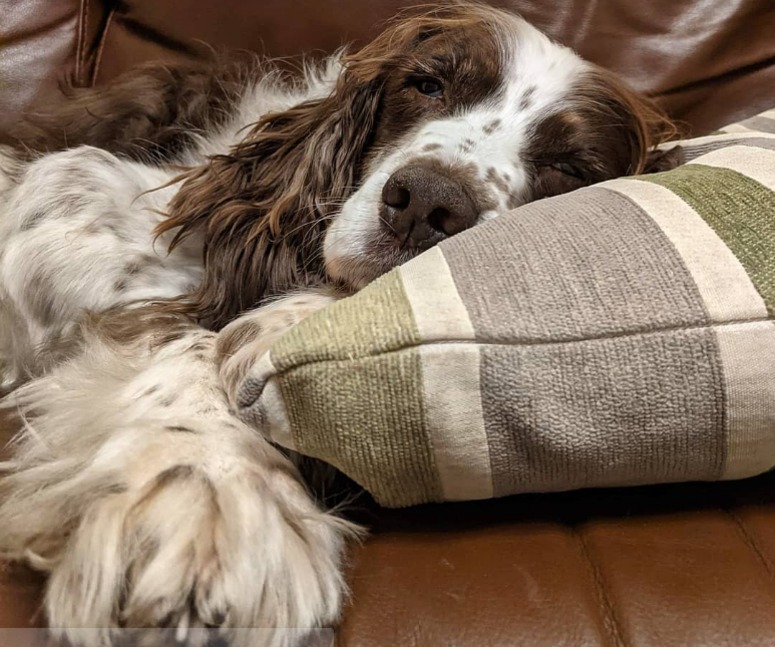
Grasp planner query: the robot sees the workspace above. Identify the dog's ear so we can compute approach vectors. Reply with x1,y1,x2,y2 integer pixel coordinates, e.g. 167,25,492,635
159,5,516,330
574,67,682,178
158,61,385,330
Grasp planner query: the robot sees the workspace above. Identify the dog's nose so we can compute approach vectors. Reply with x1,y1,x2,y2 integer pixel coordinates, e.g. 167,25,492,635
381,165,478,250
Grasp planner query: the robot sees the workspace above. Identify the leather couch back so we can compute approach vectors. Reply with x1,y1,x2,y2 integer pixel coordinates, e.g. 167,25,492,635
2,1,774,136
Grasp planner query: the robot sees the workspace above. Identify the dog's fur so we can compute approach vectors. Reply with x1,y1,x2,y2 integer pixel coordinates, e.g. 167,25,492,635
0,4,679,646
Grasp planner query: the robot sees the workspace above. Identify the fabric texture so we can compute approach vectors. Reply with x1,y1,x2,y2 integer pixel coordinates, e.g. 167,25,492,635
238,109,775,507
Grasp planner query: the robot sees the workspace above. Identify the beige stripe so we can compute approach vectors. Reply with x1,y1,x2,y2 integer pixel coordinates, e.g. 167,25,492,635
687,145,775,188
716,321,775,479
718,123,760,134
400,250,492,500
399,246,476,341
418,343,493,501
602,178,767,322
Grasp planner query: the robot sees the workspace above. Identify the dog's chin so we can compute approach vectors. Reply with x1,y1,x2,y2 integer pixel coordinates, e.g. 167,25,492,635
324,193,409,289
324,232,418,291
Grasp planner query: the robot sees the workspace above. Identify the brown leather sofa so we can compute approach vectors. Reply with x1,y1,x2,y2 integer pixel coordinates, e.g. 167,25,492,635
1,2,774,645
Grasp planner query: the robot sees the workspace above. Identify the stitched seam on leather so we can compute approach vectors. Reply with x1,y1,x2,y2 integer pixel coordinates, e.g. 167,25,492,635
726,508,775,585
75,0,85,83
91,5,116,87
574,528,627,647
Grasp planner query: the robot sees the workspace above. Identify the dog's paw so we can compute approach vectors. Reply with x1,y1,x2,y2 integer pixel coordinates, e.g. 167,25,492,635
216,293,336,409
0,422,357,647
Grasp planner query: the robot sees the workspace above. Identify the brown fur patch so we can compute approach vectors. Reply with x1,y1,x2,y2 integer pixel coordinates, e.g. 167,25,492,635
215,319,263,367
518,86,537,111
28,271,57,325
460,138,476,153
485,167,511,195
482,118,501,134
87,305,195,348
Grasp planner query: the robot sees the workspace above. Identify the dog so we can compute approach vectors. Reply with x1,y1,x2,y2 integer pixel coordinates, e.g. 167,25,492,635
0,3,679,646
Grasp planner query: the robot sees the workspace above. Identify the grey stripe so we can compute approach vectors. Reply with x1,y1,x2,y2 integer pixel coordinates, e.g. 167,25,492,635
681,137,775,162
739,116,775,134
440,187,711,342
440,186,725,494
480,329,725,495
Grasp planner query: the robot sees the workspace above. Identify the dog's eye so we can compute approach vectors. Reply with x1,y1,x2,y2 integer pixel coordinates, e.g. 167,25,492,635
548,161,585,180
413,77,444,98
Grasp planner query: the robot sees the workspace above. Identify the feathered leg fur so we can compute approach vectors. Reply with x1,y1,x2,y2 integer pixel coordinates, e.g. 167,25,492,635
0,310,357,647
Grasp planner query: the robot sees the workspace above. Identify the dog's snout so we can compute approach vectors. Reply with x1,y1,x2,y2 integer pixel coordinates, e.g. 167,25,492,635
381,165,477,250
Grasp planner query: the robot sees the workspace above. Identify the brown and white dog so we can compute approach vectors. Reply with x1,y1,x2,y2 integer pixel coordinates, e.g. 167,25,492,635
0,3,679,646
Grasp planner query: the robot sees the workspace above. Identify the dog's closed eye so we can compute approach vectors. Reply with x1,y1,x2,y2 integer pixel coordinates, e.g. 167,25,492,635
412,77,444,98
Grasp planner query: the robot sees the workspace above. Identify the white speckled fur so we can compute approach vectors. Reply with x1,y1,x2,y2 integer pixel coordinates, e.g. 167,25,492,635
0,62,356,647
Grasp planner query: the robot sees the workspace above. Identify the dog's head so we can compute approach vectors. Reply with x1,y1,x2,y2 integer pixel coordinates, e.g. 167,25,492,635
165,2,678,328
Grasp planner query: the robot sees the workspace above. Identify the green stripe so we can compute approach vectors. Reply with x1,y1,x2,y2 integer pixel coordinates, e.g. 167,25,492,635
271,269,442,506
643,164,775,315
270,269,422,370
279,350,442,507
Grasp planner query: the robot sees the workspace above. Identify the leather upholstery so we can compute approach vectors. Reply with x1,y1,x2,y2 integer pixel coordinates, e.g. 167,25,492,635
0,0,108,133
1,1,774,645
3,1,774,135
5,412,775,646
341,480,775,647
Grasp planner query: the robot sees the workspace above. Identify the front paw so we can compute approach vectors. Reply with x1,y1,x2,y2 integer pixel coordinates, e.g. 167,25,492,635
216,293,336,409
0,427,358,647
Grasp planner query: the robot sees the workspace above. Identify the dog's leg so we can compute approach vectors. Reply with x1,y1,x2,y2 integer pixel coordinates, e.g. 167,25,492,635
216,291,339,408
0,311,358,647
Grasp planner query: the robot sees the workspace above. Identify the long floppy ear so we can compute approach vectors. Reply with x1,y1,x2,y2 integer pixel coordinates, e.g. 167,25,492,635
159,64,383,329
159,6,505,329
159,10,442,330
577,67,684,177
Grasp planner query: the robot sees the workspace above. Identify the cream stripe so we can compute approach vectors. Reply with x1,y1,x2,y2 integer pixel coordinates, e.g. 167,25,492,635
718,123,760,134
716,321,775,479
400,248,492,500
687,145,775,188
418,344,494,500
399,246,476,340
602,178,768,322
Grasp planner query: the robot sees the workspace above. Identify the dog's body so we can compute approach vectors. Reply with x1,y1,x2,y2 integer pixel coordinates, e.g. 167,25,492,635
0,5,677,646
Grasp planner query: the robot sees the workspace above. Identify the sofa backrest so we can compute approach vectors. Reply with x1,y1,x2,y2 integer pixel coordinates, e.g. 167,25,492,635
1,1,773,136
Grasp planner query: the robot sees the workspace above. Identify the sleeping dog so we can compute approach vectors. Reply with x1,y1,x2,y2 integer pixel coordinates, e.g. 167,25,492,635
0,3,677,645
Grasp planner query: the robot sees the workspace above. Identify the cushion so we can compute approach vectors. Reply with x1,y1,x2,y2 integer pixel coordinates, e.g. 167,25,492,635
238,108,775,508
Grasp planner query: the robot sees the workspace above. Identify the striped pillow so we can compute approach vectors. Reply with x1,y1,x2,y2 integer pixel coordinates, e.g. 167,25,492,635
238,109,775,507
